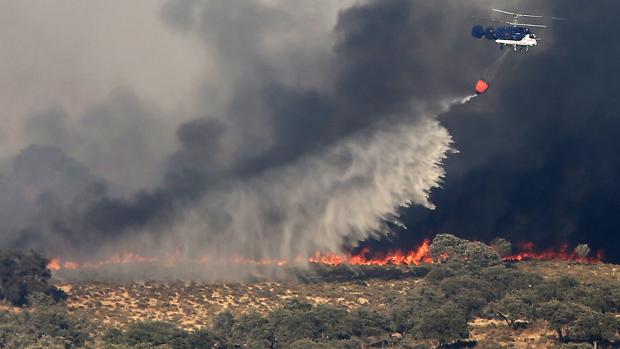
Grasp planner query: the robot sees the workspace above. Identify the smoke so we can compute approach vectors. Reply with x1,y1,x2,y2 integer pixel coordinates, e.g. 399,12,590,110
378,0,620,263
0,0,534,277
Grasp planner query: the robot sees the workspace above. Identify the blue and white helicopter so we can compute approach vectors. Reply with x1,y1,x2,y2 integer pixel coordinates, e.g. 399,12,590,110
472,9,566,52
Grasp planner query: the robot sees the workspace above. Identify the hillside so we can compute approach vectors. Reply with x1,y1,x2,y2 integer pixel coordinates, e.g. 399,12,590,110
60,261,620,330
2,235,619,348
50,260,620,349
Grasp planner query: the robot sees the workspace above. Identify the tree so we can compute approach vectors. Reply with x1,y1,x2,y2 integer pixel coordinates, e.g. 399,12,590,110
574,244,591,259
429,234,502,273
270,303,352,345
414,304,469,347
538,301,579,342
350,309,391,337
392,287,445,334
211,310,235,338
479,266,542,292
439,276,498,318
0,304,90,349
0,250,66,306
568,309,619,346
23,335,66,349
534,276,580,303
490,238,513,258
188,329,217,349
230,311,273,348
489,293,532,329
122,321,192,349
579,281,620,314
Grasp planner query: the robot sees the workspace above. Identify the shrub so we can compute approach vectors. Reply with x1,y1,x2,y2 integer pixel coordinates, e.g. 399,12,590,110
490,238,513,258
429,234,502,274
538,300,580,342
391,287,445,334
439,275,498,318
289,339,325,349
270,302,352,344
0,250,66,306
350,309,391,337
488,293,533,328
122,322,193,349
230,311,273,348
414,303,469,347
567,309,619,345
0,305,90,349
578,281,620,314
330,338,365,349
574,244,591,259
211,310,235,338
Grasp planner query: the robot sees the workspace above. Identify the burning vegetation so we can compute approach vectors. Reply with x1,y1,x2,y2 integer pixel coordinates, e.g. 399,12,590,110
1,234,619,348
503,242,603,263
47,237,602,273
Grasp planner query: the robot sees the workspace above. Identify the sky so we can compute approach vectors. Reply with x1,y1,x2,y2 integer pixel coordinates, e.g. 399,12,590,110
1,0,619,272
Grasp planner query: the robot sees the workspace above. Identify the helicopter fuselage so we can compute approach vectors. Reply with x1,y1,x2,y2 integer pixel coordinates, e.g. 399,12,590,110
494,27,538,50
473,25,539,51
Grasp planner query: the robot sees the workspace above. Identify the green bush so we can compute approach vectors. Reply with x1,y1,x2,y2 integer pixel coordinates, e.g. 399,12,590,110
0,305,90,349
289,339,325,349
429,234,502,273
567,309,619,345
488,292,533,328
230,311,273,348
392,287,445,334
349,309,391,337
211,310,235,338
0,250,66,306
413,303,469,346
330,338,365,349
105,321,217,349
490,238,513,258
269,301,352,345
439,275,498,318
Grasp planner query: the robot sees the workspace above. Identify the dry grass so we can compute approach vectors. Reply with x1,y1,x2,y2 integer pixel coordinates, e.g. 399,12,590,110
62,279,418,330
55,261,619,348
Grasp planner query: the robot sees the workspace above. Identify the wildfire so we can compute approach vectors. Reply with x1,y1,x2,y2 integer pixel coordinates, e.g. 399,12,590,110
46,239,602,272
48,252,157,271
309,239,432,266
503,242,603,263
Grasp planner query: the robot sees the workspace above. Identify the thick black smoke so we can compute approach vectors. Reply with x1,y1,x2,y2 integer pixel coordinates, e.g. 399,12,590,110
370,0,620,262
2,0,490,263
6,0,616,268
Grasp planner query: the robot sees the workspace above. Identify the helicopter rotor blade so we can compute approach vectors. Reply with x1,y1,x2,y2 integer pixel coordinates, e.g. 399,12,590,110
471,17,513,25
492,8,565,21
518,13,544,18
492,8,517,16
519,23,548,28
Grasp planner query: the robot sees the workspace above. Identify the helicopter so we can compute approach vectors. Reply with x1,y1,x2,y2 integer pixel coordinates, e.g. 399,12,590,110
472,9,567,52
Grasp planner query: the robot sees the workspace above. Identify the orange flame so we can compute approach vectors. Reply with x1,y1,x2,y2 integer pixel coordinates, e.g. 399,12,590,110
46,239,603,272
47,252,157,271
503,242,603,263
48,258,61,271
309,239,432,266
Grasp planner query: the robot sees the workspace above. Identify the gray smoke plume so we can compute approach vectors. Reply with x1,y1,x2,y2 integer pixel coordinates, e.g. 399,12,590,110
0,0,543,278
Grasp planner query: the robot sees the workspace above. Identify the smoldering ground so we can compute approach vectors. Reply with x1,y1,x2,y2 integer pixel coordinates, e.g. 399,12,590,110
0,0,585,278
